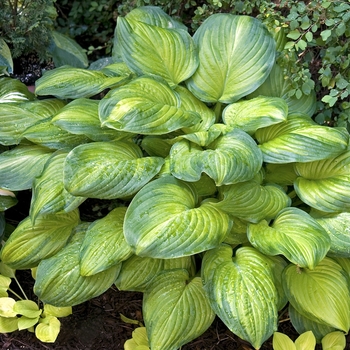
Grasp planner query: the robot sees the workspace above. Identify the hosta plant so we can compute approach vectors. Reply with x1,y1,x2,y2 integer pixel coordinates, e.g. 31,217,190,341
1,6,350,349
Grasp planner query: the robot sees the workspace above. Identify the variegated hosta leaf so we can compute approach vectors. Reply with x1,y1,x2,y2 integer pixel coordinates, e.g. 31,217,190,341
294,151,350,213
99,76,201,135
117,17,198,87
124,176,232,258
288,303,337,343
23,118,90,150
263,163,297,186
214,179,291,223
64,141,164,199
52,98,132,142
30,150,86,223
248,63,316,117
186,14,275,104
170,128,263,186
175,85,216,133
0,77,34,103
313,212,350,258
35,66,131,99
20,99,66,119
79,207,133,276
143,269,215,350
0,145,52,191
222,96,288,134
0,191,17,212
141,136,173,158
34,223,121,307
202,244,278,349
115,255,195,292
174,128,222,147
0,209,80,269
247,207,330,269
282,258,350,332
256,120,349,164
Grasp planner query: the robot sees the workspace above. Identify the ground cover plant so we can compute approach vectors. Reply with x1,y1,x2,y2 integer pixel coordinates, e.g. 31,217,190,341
0,5,350,350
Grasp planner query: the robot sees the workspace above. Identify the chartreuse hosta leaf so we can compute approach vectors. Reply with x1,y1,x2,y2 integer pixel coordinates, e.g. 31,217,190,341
294,151,350,213
143,269,215,350
115,255,195,292
23,118,90,150
288,304,336,343
322,331,347,350
222,96,288,134
124,176,232,258
1,209,80,269
51,98,132,142
170,128,263,186
202,245,278,349
35,66,131,99
99,76,201,135
186,14,275,103
0,77,34,103
35,315,61,343
34,223,121,307
313,212,350,258
117,17,198,87
248,63,316,117
30,150,86,222
214,179,291,223
255,116,349,163
64,141,164,199
273,331,316,350
247,207,330,269
79,207,133,276
283,257,350,332
0,145,52,191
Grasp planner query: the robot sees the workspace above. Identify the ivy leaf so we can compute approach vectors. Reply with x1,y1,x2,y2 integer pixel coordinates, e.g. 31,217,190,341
186,14,275,103
294,151,350,212
117,17,198,87
143,269,215,350
124,176,232,258
247,207,330,269
64,141,164,199
202,245,278,349
99,76,201,135
170,128,263,186
79,207,133,276
30,150,86,223
282,258,350,332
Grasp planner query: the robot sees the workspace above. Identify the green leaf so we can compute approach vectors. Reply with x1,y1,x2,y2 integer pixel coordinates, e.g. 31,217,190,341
115,255,195,292
17,315,40,330
314,212,350,258
202,245,278,349
222,96,288,134
124,327,150,350
294,151,350,212
99,76,201,135
1,210,80,269
35,66,130,99
79,207,133,276
0,77,34,103
287,29,301,40
0,316,18,332
295,330,316,350
117,17,198,87
124,176,232,258
13,300,41,318
186,14,276,103
30,150,86,222
282,258,350,332
214,179,291,223
256,116,349,163
273,332,296,350
51,98,131,142
143,269,215,350
64,141,164,199
34,223,121,307
43,304,72,318
264,163,297,186
48,30,88,68
0,190,17,212
0,145,52,191
248,63,316,117
35,315,61,343
170,128,263,186
247,207,331,269
0,39,13,74
322,331,346,350
0,297,17,317
321,30,332,41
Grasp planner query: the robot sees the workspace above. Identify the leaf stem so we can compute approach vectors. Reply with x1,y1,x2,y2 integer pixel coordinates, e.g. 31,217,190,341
13,275,29,300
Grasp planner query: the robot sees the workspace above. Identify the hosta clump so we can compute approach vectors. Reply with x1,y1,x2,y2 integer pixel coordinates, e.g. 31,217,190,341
0,5,350,349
